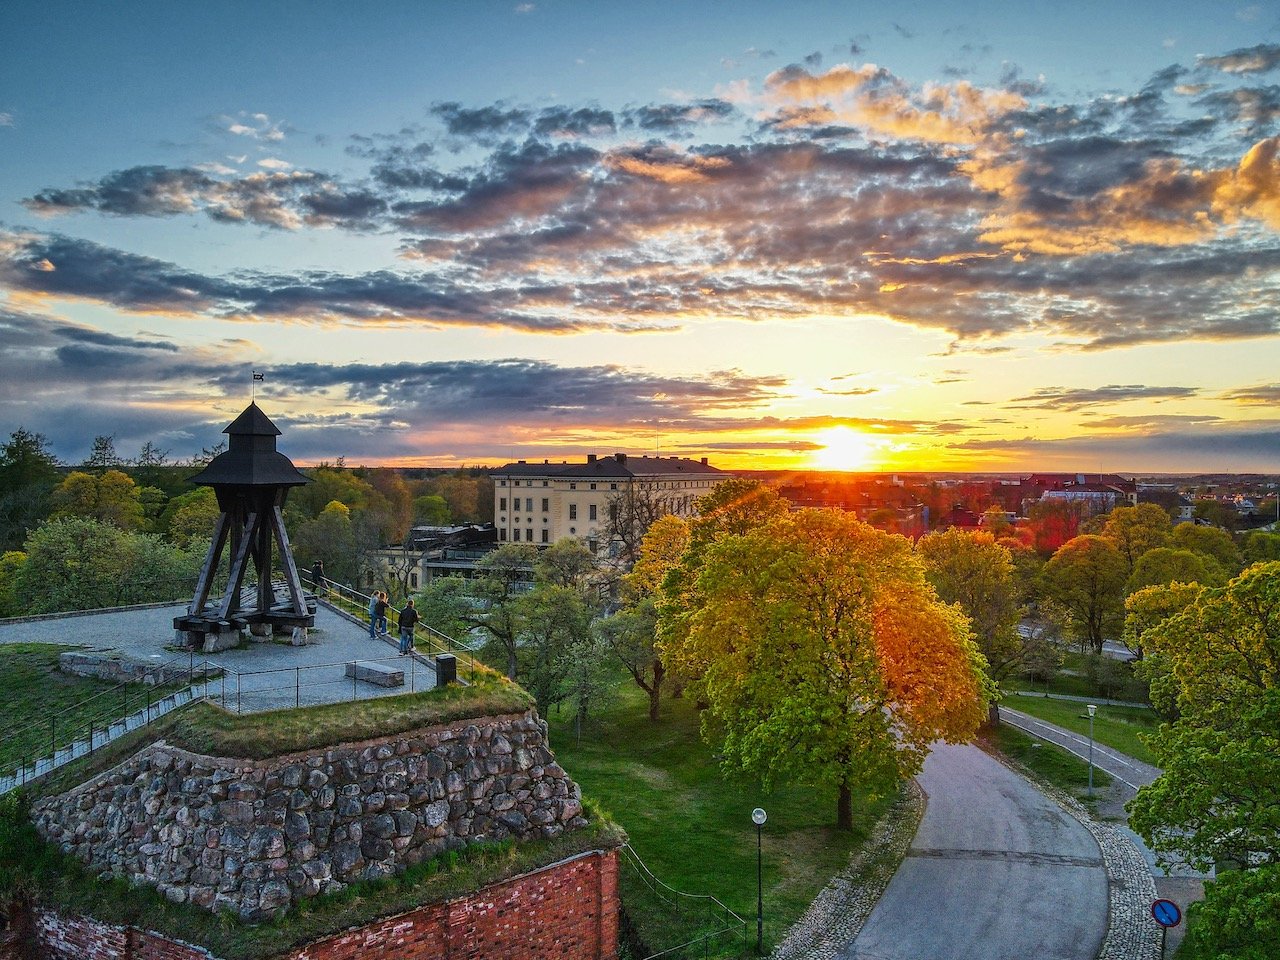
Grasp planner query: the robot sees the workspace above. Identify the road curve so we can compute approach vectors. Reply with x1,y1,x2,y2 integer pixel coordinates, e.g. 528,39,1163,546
838,743,1108,960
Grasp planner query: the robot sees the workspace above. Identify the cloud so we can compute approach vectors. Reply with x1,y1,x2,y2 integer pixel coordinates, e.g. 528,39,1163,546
0,113,13,127
1220,383,1280,404
222,111,287,141
515,2,535,12
1004,385,1200,411
1199,43,1280,75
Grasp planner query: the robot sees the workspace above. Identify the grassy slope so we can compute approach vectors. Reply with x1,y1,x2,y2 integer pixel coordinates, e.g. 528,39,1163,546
547,683,893,956
983,723,1113,802
1001,695,1159,765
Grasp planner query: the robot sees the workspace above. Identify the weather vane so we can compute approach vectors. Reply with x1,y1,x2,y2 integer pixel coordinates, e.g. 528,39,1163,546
251,370,264,401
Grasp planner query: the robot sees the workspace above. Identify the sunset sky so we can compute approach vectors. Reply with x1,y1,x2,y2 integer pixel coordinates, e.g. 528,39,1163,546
2,1,1279,472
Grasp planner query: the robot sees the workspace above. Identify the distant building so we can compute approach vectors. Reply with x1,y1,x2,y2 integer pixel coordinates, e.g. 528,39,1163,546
369,523,497,593
491,453,726,556
1018,473,1138,517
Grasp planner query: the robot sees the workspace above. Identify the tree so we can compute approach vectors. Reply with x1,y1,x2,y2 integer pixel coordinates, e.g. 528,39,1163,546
917,528,1024,687
1041,535,1127,654
1193,499,1239,532
432,475,481,522
85,435,121,470
659,509,989,830
1127,563,1280,877
163,488,220,549
1170,522,1241,575
1125,547,1225,594
291,501,358,584
1026,499,1086,556
604,478,688,568
1178,864,1280,960
472,543,538,678
1099,503,1171,574
13,517,200,613
0,428,60,552
49,469,145,531
0,551,25,618
533,538,599,589
559,630,616,742
412,494,451,526
1243,531,1280,565
515,583,594,713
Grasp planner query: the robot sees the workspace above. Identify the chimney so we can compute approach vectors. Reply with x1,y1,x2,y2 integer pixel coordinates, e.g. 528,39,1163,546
701,457,708,465
615,452,627,464
518,459,526,465
587,454,597,464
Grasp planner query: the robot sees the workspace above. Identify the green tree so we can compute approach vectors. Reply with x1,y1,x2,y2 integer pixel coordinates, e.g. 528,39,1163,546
1243,531,1280,566
163,487,220,549
1170,522,1241,575
1193,500,1239,532
1041,535,1128,654
1126,546,1227,593
412,494,451,526
559,630,617,742
1179,864,1280,960
472,543,538,678
917,528,1024,687
516,583,594,713
1128,563,1280,876
85,434,121,470
0,550,26,617
1100,503,1171,574
291,501,358,584
0,428,60,552
659,509,989,830
49,469,145,531
534,538,598,589
13,517,200,613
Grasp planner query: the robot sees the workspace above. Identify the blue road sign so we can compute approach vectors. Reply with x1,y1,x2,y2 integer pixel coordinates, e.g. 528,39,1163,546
1152,899,1182,928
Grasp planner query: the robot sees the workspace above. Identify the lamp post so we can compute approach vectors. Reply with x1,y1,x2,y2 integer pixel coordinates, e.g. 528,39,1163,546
1086,703,1097,797
752,807,767,954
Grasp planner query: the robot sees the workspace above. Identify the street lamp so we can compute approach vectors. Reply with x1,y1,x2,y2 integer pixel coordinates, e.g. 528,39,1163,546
1086,703,1097,797
752,807,767,954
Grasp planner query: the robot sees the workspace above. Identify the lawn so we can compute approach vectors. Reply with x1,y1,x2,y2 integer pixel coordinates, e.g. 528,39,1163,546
546,683,894,957
983,723,1112,802
1001,694,1160,766
0,643,192,776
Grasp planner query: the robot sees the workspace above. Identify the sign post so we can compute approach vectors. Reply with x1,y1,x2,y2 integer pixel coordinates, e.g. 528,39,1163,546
1151,898,1181,956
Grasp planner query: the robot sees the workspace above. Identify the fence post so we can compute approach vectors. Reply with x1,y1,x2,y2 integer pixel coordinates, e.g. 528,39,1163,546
237,672,242,714
296,666,300,709
50,715,56,762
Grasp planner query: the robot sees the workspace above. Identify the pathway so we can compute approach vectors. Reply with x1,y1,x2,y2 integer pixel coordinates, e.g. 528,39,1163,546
838,744,1109,960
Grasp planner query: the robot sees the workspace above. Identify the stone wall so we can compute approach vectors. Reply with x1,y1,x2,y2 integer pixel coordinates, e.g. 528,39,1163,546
32,710,587,922
59,651,218,686
22,849,618,960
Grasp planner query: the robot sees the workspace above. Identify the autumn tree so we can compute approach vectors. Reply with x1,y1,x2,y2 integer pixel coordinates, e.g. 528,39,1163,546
1041,535,1127,654
916,528,1024,687
49,469,145,531
1127,564,1280,954
659,509,989,830
1026,499,1086,555
1099,503,1171,574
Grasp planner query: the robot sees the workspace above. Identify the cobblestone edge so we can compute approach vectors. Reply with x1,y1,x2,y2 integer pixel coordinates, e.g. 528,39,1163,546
770,779,925,960
982,745,1162,960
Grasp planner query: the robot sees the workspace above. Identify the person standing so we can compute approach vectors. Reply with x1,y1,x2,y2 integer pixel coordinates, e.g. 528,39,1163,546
374,592,389,638
367,591,379,639
397,599,419,656
311,560,324,592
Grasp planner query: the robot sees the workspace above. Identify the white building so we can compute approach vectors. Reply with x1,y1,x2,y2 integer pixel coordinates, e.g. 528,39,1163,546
492,452,726,556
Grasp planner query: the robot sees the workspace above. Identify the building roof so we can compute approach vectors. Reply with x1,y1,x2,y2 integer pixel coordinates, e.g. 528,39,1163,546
188,402,310,488
493,452,725,479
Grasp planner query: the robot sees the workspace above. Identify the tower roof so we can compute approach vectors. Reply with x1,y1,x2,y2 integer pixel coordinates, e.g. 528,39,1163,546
189,403,309,488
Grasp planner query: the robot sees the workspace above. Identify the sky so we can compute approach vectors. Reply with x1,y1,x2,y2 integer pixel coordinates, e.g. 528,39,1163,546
2,1,1279,473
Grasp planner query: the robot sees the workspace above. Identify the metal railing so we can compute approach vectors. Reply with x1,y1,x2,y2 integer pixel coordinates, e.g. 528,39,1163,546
620,842,749,959
206,653,436,714
0,651,219,794
302,572,481,683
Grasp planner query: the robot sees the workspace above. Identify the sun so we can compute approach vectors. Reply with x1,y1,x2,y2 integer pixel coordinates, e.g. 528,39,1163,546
811,427,876,472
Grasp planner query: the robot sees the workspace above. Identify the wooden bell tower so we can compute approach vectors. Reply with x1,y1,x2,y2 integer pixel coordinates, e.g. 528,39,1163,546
174,403,314,650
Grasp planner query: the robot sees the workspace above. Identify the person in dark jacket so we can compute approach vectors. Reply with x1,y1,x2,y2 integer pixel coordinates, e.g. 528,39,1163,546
367,591,380,639
397,599,418,655
374,592,389,638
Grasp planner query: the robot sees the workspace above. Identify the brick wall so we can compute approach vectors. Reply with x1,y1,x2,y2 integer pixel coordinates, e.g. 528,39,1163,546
27,848,618,960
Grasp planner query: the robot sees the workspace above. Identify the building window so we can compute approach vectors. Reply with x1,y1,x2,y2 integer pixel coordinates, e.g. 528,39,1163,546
499,497,507,511
589,504,598,521
569,504,578,520
570,483,576,490
541,529,549,543
541,498,549,512
527,480,534,487
525,497,533,511
610,483,618,490
570,526,576,534
500,528,507,541
590,483,597,490
525,528,533,542
499,480,506,486
543,480,549,486
410,572,419,588
588,537,598,554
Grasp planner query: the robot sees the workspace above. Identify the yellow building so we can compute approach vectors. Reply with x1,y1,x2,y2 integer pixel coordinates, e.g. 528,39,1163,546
492,452,726,557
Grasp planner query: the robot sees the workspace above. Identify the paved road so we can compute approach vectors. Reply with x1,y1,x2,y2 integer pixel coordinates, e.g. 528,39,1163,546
1000,706,1161,791
839,744,1108,960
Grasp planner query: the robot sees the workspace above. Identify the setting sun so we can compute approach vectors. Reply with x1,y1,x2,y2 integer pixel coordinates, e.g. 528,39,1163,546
811,427,877,472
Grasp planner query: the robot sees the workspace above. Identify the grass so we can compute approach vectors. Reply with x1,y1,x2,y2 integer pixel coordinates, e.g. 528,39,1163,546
547,683,894,957
0,643,193,775
1000,694,1160,765
983,722,1112,804
28,665,530,800
1006,650,1150,704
